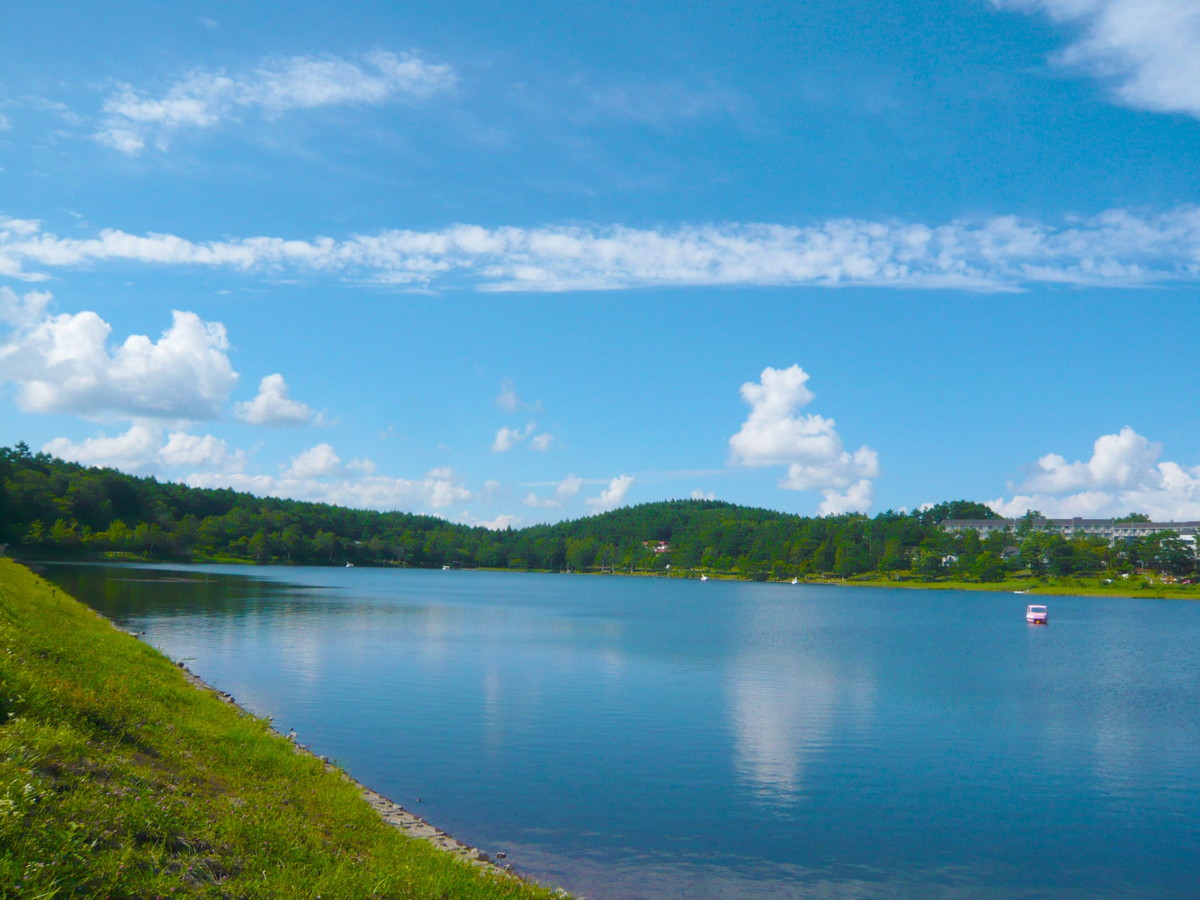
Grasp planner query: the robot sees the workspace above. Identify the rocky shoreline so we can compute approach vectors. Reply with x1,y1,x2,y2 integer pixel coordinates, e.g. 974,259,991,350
169,656,526,879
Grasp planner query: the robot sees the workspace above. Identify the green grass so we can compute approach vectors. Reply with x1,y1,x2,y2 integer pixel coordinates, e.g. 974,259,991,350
797,571,1200,599
0,559,568,899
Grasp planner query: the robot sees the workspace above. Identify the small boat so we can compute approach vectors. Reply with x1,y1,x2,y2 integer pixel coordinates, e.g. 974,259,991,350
345,562,354,568
700,574,709,581
442,564,451,570
791,577,799,584
1026,604,1048,625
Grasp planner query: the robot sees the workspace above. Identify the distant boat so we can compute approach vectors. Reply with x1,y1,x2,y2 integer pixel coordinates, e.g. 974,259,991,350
700,574,709,581
442,564,451,570
1026,604,1048,625
791,577,799,584
345,562,354,568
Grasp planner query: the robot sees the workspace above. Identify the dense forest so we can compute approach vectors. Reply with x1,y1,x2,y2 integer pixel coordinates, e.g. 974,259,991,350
1,443,1196,581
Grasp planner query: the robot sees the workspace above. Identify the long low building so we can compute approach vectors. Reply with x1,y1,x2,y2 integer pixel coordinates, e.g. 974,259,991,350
942,517,1200,543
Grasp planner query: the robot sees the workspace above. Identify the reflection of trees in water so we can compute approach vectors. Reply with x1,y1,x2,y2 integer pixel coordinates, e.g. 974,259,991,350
37,563,295,620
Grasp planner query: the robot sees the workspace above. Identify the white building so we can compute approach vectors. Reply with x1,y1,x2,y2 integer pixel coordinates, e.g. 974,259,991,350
942,517,1200,545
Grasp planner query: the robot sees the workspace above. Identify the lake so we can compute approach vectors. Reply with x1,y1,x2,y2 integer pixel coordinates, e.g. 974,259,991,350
36,563,1200,899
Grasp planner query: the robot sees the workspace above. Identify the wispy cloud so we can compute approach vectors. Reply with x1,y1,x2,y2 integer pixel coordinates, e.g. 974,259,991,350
185,463,472,512
5,207,1200,290
524,473,584,509
94,49,456,154
495,376,521,412
993,0,1200,120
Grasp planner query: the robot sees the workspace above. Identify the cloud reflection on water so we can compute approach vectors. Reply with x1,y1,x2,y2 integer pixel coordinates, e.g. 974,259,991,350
726,598,876,802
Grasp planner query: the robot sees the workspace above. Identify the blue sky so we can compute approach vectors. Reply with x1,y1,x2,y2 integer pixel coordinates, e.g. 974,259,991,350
2,0,1200,526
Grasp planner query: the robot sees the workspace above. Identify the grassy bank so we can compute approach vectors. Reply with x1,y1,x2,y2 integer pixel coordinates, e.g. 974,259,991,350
0,559,566,899
803,572,1200,600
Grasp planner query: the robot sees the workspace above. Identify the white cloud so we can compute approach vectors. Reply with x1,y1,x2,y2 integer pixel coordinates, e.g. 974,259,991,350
817,480,876,517
0,286,51,327
0,306,237,421
159,430,246,469
496,377,520,412
234,373,318,426
729,365,878,512
586,474,634,513
988,426,1200,519
993,0,1200,119
43,424,162,471
529,432,554,452
44,423,244,472
492,422,539,452
5,207,1200,289
178,457,472,512
524,473,584,509
691,489,717,500
284,443,343,479
95,50,456,153
457,512,521,530
492,425,522,452
184,468,473,511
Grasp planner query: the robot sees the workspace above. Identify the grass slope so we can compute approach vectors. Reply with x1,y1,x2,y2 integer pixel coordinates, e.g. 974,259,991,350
0,559,566,899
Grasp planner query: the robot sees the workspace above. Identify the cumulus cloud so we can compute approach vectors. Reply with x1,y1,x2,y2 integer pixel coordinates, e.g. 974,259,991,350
586,474,634,513
988,426,1200,519
691,489,717,500
729,365,878,514
284,443,343,479
44,423,245,472
5,207,1200,290
234,373,318,426
529,432,553,452
993,0,1200,119
95,50,456,153
0,286,51,327
524,473,584,509
0,305,237,421
159,431,245,468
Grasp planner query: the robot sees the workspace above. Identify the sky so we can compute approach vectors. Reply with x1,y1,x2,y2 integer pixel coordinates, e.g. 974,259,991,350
2,0,1200,527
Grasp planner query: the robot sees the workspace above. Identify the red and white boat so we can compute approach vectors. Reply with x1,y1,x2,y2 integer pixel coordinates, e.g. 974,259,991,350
1025,604,1048,625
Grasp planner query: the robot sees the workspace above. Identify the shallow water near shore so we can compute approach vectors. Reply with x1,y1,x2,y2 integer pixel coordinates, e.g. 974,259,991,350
38,563,1200,899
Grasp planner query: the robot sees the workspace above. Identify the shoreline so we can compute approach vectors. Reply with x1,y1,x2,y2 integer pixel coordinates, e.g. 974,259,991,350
27,552,1200,604
163,649,522,878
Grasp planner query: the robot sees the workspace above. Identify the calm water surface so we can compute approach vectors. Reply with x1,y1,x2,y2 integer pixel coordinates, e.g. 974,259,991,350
38,563,1200,899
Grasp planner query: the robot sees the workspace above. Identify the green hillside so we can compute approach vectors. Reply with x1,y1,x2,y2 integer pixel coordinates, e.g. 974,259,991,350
0,558,564,898
2,442,1195,584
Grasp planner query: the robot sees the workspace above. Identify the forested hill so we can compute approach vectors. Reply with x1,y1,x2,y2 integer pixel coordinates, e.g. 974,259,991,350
2,441,1004,578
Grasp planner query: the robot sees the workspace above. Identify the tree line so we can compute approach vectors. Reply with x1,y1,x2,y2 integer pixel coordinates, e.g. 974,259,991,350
2,443,1196,581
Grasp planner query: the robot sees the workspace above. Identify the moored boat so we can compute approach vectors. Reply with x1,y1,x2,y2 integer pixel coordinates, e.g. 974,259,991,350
1026,604,1048,625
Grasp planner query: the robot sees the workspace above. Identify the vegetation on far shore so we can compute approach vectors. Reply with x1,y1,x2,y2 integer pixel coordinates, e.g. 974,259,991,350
0,558,566,899
3,442,1200,600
